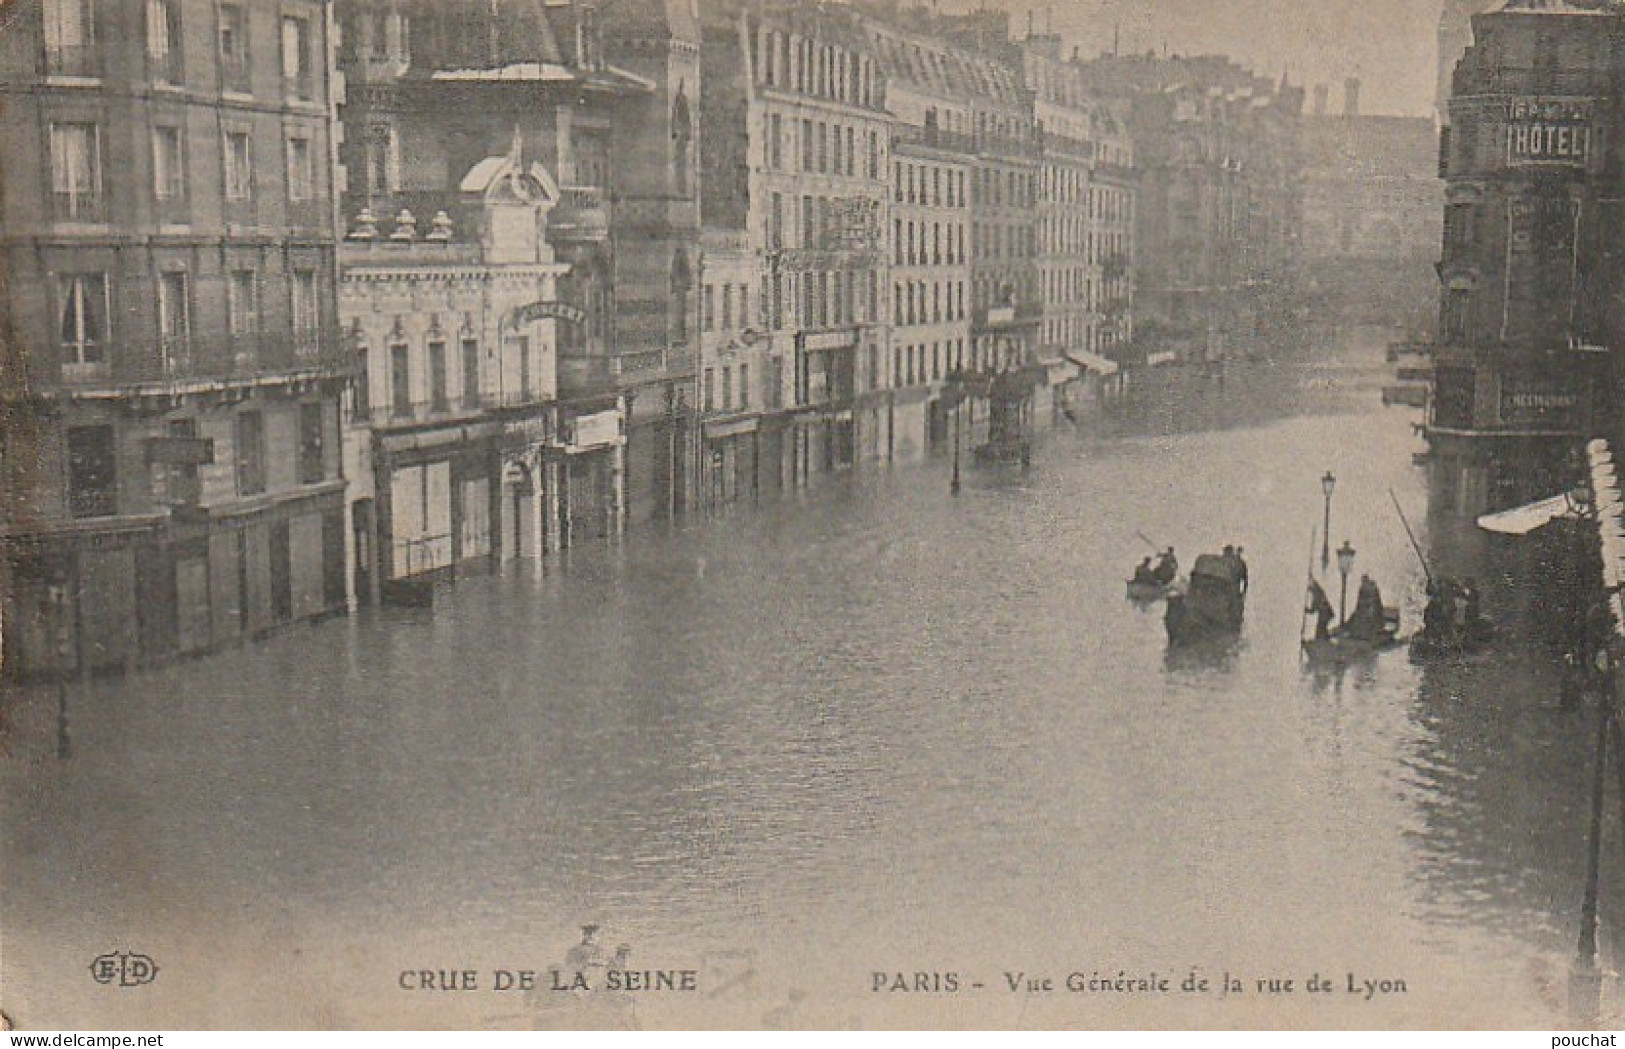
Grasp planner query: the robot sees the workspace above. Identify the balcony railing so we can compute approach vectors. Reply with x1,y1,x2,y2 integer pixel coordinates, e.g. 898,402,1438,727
221,53,250,93
149,48,184,86
360,388,551,428
557,346,694,395
549,185,610,240
45,43,101,78
56,328,350,390
53,191,106,224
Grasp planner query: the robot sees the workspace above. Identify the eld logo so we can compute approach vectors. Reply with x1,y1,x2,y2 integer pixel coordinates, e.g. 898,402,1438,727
89,952,159,987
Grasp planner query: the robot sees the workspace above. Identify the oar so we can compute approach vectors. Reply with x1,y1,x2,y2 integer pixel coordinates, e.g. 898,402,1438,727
1300,523,1318,655
1389,489,1434,591
1135,530,1161,552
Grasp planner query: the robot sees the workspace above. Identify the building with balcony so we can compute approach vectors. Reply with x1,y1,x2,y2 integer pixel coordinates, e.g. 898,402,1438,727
0,0,348,679
334,0,689,542
702,0,892,487
696,230,769,506
1429,0,1617,515
338,156,580,600
1076,52,1304,362
1016,32,1135,392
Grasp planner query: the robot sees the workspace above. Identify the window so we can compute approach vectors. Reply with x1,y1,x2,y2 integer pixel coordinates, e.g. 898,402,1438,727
703,284,715,332
390,342,411,417
223,129,252,201
280,15,311,99
770,192,784,249
802,118,813,171
158,270,189,366
298,402,325,484
67,425,116,518
44,0,96,76
50,122,102,221
739,363,749,409
703,367,714,412
461,338,480,408
291,269,318,353
428,339,448,411
219,4,248,90
153,125,185,202
515,335,532,397
146,0,182,83
721,366,732,410
721,285,733,330
740,285,750,329
58,273,107,365
228,270,258,335
235,410,265,496
770,114,782,169
286,134,314,202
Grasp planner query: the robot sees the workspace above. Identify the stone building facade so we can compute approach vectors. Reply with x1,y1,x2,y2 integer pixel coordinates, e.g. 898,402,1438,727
1,0,348,678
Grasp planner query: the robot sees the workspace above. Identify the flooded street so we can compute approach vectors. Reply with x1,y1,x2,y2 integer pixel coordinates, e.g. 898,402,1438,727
0,334,1606,1029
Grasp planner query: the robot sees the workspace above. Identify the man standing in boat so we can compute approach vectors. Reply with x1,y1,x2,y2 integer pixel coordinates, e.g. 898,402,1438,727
1306,579,1335,640
1153,548,1178,585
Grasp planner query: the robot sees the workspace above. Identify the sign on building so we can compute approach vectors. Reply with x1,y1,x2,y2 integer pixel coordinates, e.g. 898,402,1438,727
1506,97,1595,167
569,409,621,451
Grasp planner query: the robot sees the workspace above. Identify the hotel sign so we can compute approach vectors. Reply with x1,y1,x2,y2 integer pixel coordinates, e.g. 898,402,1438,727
1506,97,1595,167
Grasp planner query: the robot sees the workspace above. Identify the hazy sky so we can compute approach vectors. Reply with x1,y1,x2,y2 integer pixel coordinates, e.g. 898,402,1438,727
967,0,1445,117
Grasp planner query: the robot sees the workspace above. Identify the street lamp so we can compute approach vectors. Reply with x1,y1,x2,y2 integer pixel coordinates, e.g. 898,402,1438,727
1321,471,1337,570
1336,540,1357,627
950,382,963,497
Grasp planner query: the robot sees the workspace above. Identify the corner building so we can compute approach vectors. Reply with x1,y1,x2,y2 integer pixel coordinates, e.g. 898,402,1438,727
1,0,348,678
1430,0,1616,514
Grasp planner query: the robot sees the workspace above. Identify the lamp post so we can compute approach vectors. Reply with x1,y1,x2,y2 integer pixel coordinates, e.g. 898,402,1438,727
1336,540,1356,627
1321,471,1336,570
951,382,963,497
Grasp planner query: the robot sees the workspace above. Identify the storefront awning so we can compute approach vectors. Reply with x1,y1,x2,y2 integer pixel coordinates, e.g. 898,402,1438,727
1475,493,1583,536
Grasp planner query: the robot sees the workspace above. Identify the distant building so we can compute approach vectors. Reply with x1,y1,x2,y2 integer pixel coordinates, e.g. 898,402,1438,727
1075,52,1304,362
701,0,892,487
1,0,349,678
1299,97,1442,330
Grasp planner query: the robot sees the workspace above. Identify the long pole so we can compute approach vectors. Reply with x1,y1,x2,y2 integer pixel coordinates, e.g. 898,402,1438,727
950,395,962,496
1321,488,1332,571
1570,698,1609,1026
1299,524,1317,650
1389,489,1434,590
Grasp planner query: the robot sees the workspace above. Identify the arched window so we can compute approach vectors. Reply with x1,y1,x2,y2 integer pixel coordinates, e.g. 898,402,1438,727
672,85,693,196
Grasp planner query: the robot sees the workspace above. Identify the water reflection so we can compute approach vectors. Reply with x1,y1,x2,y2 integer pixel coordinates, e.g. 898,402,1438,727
0,338,1604,1028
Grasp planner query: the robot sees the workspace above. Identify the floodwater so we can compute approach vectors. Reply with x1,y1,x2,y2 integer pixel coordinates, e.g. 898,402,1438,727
0,330,1613,1029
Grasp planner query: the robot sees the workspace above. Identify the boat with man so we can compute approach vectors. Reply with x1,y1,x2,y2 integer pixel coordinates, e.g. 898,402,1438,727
1165,548,1247,644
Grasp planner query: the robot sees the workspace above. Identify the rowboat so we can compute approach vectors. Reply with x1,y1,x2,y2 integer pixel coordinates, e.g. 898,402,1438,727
1126,578,1175,602
1302,627,1403,666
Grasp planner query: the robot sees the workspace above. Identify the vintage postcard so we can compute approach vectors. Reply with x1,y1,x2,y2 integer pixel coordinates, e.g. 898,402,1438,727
1,0,1619,1032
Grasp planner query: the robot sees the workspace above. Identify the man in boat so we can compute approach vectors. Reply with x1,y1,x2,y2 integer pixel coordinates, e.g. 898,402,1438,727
1306,578,1335,640
1153,548,1178,585
1133,557,1158,585
1344,574,1387,642
565,923,607,974
1234,546,1249,595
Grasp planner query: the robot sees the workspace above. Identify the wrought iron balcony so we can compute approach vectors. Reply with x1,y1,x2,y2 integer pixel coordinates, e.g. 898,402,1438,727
54,328,351,393
549,185,610,241
45,43,101,78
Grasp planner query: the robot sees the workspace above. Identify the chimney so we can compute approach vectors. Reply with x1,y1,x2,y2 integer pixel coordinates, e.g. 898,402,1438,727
1343,76,1361,117
1312,84,1329,116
